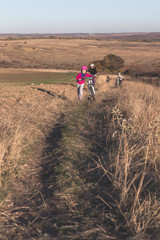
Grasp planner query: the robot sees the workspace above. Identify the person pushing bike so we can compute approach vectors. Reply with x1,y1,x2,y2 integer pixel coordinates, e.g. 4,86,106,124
76,66,92,101
88,63,97,86
115,72,123,86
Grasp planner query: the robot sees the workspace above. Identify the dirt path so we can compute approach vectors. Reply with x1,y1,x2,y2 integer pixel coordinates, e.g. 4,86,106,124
0,75,115,239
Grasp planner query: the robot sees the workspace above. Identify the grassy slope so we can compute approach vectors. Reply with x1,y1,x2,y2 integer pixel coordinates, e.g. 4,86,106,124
0,72,77,204
52,82,160,239
0,78,160,239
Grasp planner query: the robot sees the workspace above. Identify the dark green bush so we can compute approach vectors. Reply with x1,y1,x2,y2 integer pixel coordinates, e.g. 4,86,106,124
90,54,124,73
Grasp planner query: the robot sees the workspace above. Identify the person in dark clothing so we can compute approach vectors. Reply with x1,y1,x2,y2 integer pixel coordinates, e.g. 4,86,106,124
88,63,97,85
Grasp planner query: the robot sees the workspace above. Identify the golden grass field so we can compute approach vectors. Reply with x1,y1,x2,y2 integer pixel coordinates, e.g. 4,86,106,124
0,38,160,70
0,38,160,239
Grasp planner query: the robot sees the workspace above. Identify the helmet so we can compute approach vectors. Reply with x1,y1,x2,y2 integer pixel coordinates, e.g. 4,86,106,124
90,63,94,67
81,66,88,70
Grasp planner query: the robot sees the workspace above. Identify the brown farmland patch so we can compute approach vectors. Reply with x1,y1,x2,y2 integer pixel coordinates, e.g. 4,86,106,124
0,38,160,70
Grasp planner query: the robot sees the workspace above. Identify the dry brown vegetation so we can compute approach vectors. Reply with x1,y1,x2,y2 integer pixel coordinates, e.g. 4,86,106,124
97,81,160,239
0,73,159,239
0,38,159,239
0,38,160,70
0,80,77,197
50,79,159,240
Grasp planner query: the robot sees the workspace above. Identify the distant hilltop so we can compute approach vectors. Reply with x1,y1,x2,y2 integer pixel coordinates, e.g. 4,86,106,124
0,32,160,41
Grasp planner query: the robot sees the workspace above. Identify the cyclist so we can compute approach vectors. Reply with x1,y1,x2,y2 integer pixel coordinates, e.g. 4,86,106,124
76,66,92,101
116,72,123,86
88,63,97,85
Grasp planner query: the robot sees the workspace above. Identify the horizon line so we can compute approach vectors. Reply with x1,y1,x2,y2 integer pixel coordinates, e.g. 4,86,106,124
0,31,160,35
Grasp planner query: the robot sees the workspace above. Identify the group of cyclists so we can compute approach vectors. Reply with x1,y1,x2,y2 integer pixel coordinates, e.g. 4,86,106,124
76,63,123,101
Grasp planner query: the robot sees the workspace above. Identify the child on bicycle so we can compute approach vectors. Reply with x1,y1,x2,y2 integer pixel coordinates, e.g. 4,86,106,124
116,72,123,86
76,66,92,101
88,63,97,85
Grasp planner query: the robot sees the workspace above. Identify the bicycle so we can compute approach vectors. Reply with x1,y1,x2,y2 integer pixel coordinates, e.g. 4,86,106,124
115,77,122,87
86,77,95,100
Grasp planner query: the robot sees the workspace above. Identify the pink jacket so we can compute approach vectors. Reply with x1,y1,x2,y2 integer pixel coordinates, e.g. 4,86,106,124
76,73,92,84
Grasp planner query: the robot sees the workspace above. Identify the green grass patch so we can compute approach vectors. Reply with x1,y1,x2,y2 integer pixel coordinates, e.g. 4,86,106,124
0,72,77,86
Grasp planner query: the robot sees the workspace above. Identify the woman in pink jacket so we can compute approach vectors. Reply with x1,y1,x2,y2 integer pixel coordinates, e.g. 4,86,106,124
76,66,92,101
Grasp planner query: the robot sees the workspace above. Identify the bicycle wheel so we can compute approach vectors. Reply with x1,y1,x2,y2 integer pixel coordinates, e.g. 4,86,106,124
91,86,95,100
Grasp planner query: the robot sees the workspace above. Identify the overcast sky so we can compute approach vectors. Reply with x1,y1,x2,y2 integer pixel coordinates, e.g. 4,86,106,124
0,0,159,33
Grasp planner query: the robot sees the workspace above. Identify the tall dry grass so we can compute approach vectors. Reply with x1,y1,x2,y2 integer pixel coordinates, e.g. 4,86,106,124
94,81,160,239
48,79,160,239
0,117,28,189
0,84,70,203
0,110,44,201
